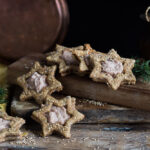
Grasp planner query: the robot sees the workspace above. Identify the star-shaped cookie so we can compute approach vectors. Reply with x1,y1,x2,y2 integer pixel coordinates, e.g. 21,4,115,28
0,111,25,143
73,44,98,73
31,96,84,138
90,49,136,90
17,61,63,104
46,44,96,76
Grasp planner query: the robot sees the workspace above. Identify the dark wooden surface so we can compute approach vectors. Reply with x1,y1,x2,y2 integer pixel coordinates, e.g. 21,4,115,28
8,87,150,149
1,124,150,150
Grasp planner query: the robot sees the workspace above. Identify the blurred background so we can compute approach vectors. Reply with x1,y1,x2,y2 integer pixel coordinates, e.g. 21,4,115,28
63,1,150,58
0,1,150,62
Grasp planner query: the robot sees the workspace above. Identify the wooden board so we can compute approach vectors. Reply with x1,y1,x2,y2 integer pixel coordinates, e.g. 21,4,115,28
58,75,150,111
10,86,150,124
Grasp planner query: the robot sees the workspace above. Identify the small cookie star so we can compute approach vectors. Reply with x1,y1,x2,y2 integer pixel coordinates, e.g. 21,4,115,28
46,44,93,76
31,96,84,138
90,49,136,90
0,111,25,143
17,61,63,104
73,44,97,73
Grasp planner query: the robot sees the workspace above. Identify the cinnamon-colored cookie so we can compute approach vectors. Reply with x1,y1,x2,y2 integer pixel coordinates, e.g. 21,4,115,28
0,111,25,143
90,49,136,90
17,61,62,104
31,96,84,138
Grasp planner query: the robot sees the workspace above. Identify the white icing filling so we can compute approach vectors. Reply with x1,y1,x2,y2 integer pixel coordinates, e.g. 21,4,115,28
47,106,70,125
62,50,78,65
102,59,123,75
0,118,10,131
27,72,47,93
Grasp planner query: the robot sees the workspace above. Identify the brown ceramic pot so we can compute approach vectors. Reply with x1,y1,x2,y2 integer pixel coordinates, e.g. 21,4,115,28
0,0,69,62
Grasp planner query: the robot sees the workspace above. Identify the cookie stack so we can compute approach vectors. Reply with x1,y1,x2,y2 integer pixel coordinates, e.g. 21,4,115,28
46,44,136,90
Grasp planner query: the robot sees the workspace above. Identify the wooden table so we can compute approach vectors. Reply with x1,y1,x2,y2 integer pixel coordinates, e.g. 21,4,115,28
0,123,150,150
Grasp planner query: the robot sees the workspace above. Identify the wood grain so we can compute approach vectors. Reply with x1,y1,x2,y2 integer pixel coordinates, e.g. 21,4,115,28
58,75,150,111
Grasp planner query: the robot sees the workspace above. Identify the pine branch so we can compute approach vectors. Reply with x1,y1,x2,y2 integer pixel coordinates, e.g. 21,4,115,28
133,59,150,82
0,87,7,104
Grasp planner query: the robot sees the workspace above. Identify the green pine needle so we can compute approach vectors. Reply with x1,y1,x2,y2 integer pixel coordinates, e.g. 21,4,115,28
133,59,150,82
0,87,7,104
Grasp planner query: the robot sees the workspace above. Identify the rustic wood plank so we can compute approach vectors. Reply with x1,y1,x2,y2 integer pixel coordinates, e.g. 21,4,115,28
10,86,150,124
58,75,150,111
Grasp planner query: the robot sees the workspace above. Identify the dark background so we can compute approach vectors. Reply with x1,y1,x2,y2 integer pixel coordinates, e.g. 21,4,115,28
63,1,150,58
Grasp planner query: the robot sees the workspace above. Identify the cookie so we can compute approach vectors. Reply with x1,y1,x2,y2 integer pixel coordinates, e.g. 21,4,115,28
73,44,96,73
0,111,25,143
31,96,84,138
17,61,63,104
90,49,136,90
46,44,96,76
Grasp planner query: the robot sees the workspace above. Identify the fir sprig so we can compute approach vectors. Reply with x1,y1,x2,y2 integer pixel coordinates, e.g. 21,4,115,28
133,59,150,82
0,88,7,104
